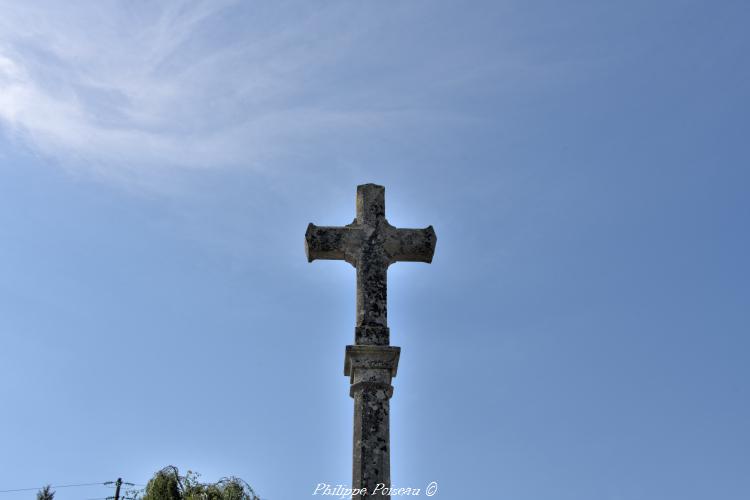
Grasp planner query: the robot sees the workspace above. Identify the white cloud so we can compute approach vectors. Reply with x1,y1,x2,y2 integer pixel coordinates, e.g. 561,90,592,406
0,1,408,185
0,1,547,190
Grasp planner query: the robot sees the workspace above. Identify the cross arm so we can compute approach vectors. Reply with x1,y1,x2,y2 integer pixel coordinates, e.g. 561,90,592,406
305,223,359,265
385,225,437,264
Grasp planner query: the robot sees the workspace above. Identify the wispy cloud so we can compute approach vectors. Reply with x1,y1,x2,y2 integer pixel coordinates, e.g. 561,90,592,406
0,1,415,184
0,1,546,189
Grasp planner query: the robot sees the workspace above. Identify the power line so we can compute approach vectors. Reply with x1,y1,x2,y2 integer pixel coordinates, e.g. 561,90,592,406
0,482,108,493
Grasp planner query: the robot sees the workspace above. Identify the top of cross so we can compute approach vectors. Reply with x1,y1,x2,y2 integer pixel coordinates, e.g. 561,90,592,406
305,184,436,343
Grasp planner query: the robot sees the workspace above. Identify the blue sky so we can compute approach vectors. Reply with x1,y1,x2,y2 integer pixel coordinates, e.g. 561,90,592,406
1,1,748,499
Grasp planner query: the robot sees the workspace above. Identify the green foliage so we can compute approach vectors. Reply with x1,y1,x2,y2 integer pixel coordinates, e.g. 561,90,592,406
36,485,54,500
142,467,181,500
141,466,260,500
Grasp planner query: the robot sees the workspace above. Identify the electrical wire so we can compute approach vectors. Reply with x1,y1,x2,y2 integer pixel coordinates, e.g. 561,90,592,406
0,482,113,493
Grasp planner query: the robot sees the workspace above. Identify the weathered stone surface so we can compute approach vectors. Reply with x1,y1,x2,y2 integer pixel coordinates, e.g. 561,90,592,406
351,383,392,499
345,346,399,500
344,345,400,380
305,184,436,499
305,183,436,330
354,326,390,346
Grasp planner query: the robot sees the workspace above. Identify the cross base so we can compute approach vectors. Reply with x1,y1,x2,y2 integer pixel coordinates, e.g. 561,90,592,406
344,345,400,499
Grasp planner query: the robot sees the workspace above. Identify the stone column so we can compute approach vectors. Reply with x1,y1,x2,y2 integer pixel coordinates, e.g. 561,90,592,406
345,345,400,499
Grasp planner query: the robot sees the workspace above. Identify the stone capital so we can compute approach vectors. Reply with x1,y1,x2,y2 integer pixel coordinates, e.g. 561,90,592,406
344,345,400,381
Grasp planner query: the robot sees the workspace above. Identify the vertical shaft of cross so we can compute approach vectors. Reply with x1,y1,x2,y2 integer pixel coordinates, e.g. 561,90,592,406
355,184,389,331
346,345,399,499
351,185,394,498
305,183,436,499
349,351,394,499
356,183,385,226
356,257,388,329
352,387,391,495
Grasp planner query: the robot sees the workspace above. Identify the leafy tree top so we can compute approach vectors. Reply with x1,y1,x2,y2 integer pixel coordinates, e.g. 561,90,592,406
141,466,260,500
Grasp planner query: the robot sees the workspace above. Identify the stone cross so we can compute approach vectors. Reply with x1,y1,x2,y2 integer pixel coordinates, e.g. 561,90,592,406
305,184,436,499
